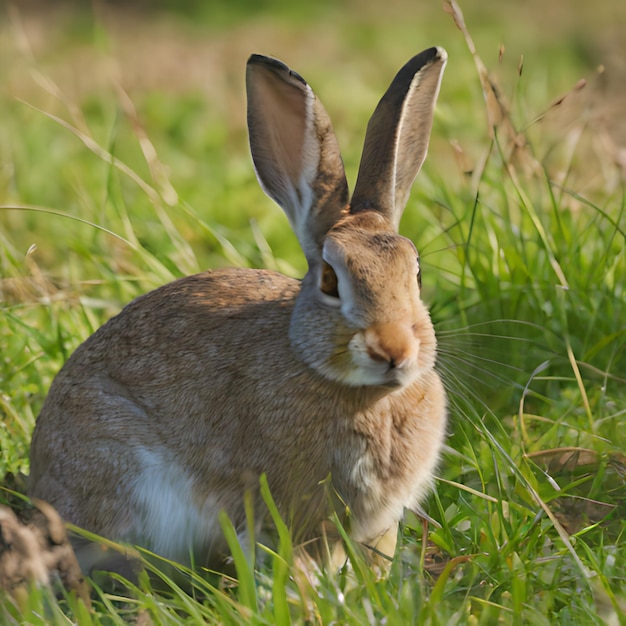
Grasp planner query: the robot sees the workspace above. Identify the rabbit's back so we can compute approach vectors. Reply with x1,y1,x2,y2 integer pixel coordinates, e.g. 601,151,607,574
30,268,300,445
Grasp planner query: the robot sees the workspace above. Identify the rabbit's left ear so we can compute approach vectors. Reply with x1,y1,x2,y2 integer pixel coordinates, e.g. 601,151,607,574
350,47,447,231
246,55,349,266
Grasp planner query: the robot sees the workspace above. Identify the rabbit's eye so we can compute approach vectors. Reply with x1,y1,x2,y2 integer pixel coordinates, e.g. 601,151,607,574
321,261,340,299
416,261,422,289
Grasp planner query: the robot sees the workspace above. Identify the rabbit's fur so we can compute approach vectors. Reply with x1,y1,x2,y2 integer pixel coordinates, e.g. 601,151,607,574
29,48,448,573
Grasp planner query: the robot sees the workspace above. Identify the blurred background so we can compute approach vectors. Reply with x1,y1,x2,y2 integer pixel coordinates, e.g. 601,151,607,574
1,0,624,272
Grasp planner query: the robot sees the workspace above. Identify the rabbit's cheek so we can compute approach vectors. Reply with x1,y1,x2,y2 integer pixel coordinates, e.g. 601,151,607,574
347,333,381,382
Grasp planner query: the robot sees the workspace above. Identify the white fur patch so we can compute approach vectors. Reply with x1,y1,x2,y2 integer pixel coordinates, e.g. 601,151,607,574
129,447,220,564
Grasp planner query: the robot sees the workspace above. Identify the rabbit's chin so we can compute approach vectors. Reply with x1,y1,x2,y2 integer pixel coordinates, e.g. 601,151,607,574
339,367,420,389
337,359,422,389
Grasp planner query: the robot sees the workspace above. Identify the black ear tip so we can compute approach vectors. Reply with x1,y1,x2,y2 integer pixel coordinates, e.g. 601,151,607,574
247,53,284,69
431,46,448,63
247,53,267,64
409,46,448,70
246,54,307,86
429,46,448,59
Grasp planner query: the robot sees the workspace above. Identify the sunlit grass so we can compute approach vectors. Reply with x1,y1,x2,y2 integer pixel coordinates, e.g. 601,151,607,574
1,0,624,623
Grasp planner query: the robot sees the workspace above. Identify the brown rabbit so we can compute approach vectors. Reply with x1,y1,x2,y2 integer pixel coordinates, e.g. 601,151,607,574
29,47,448,574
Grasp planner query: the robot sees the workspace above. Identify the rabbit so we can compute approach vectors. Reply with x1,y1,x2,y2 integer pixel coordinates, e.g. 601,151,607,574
28,47,448,575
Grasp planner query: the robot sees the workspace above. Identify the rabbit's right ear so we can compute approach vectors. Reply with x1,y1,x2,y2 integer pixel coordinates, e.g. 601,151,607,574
351,47,447,231
247,55,349,266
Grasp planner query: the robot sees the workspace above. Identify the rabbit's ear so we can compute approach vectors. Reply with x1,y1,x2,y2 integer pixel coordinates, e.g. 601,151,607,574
247,55,349,265
350,47,447,231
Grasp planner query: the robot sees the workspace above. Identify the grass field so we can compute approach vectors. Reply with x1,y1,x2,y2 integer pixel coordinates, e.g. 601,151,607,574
1,0,625,623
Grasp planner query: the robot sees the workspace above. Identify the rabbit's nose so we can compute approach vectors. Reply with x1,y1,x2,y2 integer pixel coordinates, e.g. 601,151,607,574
364,322,419,371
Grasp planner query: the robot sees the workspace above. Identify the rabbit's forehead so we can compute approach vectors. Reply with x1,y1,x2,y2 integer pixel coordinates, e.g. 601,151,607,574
322,231,419,320
323,230,418,271
322,230,420,328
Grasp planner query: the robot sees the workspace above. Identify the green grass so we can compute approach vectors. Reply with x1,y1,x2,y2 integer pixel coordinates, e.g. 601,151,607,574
1,0,625,623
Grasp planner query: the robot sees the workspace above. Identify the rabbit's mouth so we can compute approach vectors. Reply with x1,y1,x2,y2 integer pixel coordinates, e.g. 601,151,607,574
379,364,421,390
380,368,415,389
336,331,422,388
337,358,421,389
